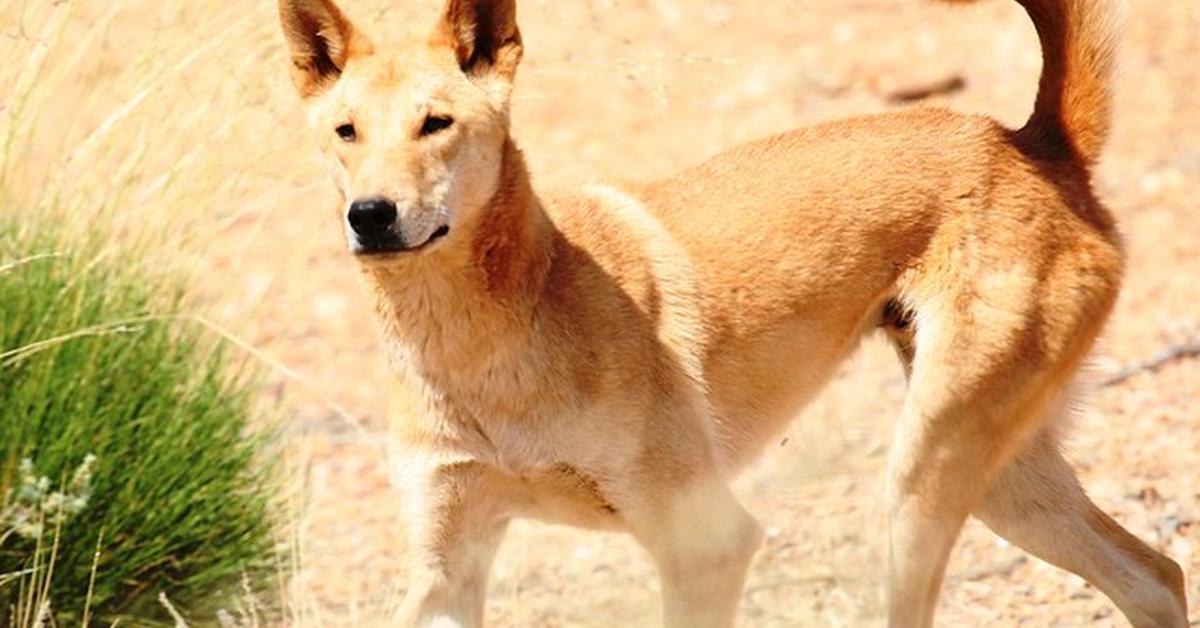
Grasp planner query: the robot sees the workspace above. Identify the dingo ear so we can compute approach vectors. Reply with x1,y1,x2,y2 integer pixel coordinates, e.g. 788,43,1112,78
431,0,523,81
279,0,373,98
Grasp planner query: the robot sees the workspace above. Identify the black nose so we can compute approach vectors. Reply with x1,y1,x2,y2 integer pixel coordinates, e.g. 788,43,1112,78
347,197,398,238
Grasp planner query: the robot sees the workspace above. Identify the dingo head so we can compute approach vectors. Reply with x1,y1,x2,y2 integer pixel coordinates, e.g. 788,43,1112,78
280,0,522,259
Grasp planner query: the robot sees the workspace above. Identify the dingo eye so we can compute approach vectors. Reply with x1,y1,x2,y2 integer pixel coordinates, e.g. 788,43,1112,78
420,115,453,137
335,123,357,142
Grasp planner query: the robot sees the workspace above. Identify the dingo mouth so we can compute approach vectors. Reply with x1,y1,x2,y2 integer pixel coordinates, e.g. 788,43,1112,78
354,225,450,257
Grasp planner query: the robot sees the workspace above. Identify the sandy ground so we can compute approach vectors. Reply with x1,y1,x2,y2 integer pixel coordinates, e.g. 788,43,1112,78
3,0,1198,625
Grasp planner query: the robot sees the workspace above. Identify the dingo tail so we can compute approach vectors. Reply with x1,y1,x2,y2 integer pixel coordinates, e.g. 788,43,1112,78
945,0,1119,165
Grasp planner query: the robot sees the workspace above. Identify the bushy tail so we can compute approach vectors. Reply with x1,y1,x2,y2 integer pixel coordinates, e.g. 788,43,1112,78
946,0,1119,165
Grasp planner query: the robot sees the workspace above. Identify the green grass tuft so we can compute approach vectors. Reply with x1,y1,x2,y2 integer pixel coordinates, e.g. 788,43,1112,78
0,217,279,626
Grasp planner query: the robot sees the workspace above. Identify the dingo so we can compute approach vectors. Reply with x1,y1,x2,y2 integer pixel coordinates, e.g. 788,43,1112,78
279,0,1188,625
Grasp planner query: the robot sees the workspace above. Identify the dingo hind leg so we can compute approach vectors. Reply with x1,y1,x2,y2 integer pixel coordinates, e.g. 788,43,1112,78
884,243,1121,627
882,320,1190,628
976,427,1188,627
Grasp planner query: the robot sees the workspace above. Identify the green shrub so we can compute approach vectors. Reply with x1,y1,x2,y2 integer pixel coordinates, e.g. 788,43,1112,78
0,219,279,625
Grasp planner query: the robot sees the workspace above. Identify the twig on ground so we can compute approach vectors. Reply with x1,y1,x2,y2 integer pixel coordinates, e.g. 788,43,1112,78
884,74,966,103
744,571,842,599
948,556,1027,583
1101,337,1200,387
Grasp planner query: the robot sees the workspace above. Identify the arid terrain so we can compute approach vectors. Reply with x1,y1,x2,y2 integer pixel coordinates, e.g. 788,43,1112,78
2,0,1197,625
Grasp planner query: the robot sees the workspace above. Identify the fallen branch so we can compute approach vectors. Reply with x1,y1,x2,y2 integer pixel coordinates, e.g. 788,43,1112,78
1101,338,1200,387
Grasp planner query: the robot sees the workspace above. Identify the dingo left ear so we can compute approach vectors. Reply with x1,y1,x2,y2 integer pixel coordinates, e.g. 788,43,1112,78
432,0,523,81
279,0,373,98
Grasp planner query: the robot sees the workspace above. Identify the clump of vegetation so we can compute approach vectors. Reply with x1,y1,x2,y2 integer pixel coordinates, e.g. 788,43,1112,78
0,220,279,625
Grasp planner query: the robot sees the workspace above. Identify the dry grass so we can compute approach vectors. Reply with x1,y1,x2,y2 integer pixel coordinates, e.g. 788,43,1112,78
2,0,1197,625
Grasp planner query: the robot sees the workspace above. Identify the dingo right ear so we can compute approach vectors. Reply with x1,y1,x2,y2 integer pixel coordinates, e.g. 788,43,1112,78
279,0,373,98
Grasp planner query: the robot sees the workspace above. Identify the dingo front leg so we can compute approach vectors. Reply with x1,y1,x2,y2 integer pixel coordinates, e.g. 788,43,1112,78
624,476,763,628
393,461,511,628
